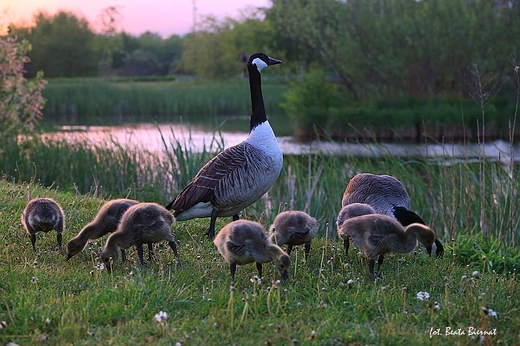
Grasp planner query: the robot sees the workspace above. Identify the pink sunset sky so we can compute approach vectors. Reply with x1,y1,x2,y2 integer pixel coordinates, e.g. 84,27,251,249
1,0,272,37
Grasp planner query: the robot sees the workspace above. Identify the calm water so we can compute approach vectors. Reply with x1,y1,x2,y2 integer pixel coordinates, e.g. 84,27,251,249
50,123,520,163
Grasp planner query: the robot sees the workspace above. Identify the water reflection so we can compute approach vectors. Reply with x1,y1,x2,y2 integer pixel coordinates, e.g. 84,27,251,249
53,123,519,163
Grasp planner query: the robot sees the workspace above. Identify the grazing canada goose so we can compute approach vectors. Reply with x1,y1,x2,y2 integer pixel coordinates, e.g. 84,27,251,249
342,173,444,256
66,198,150,261
269,210,319,258
214,219,291,283
21,198,65,251
100,202,180,271
337,213,436,278
165,52,283,238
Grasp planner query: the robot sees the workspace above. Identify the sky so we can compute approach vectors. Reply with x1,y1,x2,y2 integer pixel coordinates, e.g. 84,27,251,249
1,0,272,37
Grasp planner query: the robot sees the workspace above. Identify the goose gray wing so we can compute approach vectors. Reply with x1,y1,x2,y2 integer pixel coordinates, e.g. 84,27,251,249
166,143,249,213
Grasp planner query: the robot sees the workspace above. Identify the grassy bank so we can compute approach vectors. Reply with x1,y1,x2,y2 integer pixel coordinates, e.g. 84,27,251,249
0,175,518,345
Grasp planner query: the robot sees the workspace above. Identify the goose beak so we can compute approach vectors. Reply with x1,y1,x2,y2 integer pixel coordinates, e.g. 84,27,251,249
435,240,445,258
268,57,282,66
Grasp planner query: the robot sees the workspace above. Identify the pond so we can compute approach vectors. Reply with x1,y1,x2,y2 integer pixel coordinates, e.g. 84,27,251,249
49,123,520,163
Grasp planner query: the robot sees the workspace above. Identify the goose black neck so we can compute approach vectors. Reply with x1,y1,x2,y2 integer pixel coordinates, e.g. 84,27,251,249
248,65,267,131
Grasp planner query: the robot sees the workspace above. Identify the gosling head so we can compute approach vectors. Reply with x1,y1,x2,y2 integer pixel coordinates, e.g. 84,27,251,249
336,203,376,229
66,238,84,261
100,247,119,272
275,252,291,281
406,223,436,255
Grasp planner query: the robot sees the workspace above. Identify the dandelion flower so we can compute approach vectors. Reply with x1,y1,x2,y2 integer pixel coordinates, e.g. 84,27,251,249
417,291,430,301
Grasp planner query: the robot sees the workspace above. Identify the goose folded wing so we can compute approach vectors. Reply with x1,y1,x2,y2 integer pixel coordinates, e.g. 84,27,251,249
166,145,248,212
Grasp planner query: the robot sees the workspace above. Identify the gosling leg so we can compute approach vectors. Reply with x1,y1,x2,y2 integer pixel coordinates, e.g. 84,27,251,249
136,245,147,266
256,262,263,279
368,258,376,279
57,232,63,248
230,263,237,284
147,243,155,261
168,240,181,265
287,245,293,256
376,255,384,277
343,238,350,257
304,242,311,260
30,233,37,252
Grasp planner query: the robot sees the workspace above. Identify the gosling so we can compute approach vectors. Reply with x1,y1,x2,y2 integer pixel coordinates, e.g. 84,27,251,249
67,199,139,260
336,203,376,229
100,202,180,271
337,213,436,279
21,197,65,251
269,210,319,259
214,219,291,283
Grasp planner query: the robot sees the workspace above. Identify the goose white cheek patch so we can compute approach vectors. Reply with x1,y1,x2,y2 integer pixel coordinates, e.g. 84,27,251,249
252,58,268,72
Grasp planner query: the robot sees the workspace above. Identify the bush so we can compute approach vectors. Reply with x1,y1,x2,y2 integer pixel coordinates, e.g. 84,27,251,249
0,36,47,137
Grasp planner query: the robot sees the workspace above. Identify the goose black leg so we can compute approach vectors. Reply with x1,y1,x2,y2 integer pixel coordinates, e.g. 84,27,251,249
232,214,239,221
207,209,219,238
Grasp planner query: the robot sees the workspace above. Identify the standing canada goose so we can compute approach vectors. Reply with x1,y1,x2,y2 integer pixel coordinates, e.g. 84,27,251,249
21,198,65,251
337,213,436,278
342,173,444,256
165,52,283,238
101,202,180,271
66,198,152,261
214,219,291,283
269,210,319,258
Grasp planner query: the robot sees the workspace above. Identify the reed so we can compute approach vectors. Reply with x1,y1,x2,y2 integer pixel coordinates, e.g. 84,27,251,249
42,79,287,126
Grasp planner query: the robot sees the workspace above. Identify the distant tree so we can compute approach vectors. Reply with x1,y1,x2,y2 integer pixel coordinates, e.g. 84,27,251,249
10,11,99,78
0,36,46,137
268,0,520,100
98,6,123,77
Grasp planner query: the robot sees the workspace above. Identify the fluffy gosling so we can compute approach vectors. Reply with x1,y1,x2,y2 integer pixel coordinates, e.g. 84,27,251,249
67,198,139,260
336,203,376,229
214,219,291,283
269,210,319,259
337,213,436,279
21,198,65,251
100,202,180,271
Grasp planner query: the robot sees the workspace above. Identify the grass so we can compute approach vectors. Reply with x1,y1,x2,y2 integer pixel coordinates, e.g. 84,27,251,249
0,132,519,344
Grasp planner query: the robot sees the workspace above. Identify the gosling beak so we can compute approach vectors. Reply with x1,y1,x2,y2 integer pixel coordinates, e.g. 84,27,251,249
66,254,72,261
425,245,432,256
268,57,282,66
281,270,289,281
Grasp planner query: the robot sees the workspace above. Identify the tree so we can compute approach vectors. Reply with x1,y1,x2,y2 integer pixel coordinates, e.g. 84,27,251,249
0,36,46,138
10,11,100,78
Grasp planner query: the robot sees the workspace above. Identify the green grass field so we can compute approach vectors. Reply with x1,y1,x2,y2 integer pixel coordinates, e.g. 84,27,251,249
0,131,519,344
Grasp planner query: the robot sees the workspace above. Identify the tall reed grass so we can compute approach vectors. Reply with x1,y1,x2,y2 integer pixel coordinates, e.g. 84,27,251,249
42,79,287,125
1,130,518,250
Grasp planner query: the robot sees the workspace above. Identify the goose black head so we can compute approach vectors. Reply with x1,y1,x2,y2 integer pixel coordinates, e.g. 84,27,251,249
248,52,282,73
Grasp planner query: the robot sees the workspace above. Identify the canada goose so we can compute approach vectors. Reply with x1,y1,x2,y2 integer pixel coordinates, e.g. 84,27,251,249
165,52,283,238
66,198,151,261
100,202,180,271
342,173,444,256
214,219,291,283
21,198,65,251
337,213,436,278
269,210,319,258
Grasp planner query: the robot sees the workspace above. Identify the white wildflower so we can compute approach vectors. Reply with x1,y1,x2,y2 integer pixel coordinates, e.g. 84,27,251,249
154,311,169,323
417,291,430,301
31,277,38,284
